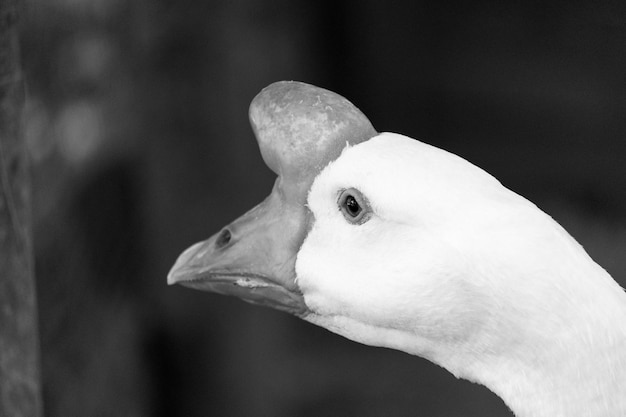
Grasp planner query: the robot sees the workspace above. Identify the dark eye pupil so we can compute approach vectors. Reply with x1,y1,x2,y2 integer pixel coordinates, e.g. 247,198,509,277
345,195,361,216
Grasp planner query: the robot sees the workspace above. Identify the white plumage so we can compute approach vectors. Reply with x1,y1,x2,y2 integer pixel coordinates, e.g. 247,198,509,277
298,132,626,417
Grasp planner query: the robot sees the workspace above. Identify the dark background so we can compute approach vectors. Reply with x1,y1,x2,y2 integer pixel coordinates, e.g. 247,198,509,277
22,1,626,416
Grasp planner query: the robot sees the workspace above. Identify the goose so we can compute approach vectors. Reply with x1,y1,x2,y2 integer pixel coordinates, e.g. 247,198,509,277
168,81,626,417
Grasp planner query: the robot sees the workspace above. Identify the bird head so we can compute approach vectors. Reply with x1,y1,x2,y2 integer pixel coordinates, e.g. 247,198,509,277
167,81,586,367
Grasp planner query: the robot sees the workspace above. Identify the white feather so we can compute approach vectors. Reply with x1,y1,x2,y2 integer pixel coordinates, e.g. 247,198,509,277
296,132,626,417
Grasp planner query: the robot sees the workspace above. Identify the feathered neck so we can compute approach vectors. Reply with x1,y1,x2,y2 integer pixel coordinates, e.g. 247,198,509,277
452,261,626,417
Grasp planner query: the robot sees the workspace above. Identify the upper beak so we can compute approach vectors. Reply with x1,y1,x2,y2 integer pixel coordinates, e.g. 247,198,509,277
167,181,310,317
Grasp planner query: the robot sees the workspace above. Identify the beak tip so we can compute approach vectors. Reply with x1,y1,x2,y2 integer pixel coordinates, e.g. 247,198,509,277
166,267,182,285
167,240,209,286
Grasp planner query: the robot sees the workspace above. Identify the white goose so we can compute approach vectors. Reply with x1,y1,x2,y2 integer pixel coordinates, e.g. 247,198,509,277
168,81,626,417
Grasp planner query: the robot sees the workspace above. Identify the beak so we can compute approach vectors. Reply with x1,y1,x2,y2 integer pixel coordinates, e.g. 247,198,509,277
167,181,310,317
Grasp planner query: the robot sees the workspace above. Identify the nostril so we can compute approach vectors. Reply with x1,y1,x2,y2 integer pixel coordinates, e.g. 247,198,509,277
215,228,232,249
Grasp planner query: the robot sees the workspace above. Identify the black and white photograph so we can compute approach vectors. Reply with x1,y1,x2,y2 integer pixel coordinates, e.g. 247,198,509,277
2,1,626,416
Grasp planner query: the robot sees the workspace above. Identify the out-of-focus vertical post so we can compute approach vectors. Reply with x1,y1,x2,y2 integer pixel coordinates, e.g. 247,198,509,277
0,0,42,416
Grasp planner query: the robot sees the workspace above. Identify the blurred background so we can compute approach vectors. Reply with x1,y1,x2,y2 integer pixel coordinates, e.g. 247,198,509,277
21,0,626,416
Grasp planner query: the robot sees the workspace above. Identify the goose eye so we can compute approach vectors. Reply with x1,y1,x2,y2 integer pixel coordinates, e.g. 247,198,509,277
338,188,371,224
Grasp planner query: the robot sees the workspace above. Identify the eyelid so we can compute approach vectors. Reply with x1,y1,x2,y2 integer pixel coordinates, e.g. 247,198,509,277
337,187,372,225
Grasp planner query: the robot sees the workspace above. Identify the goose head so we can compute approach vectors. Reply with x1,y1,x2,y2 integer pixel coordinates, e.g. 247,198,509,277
169,81,626,417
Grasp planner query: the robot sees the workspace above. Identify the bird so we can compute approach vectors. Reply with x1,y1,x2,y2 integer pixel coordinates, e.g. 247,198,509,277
168,81,626,417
